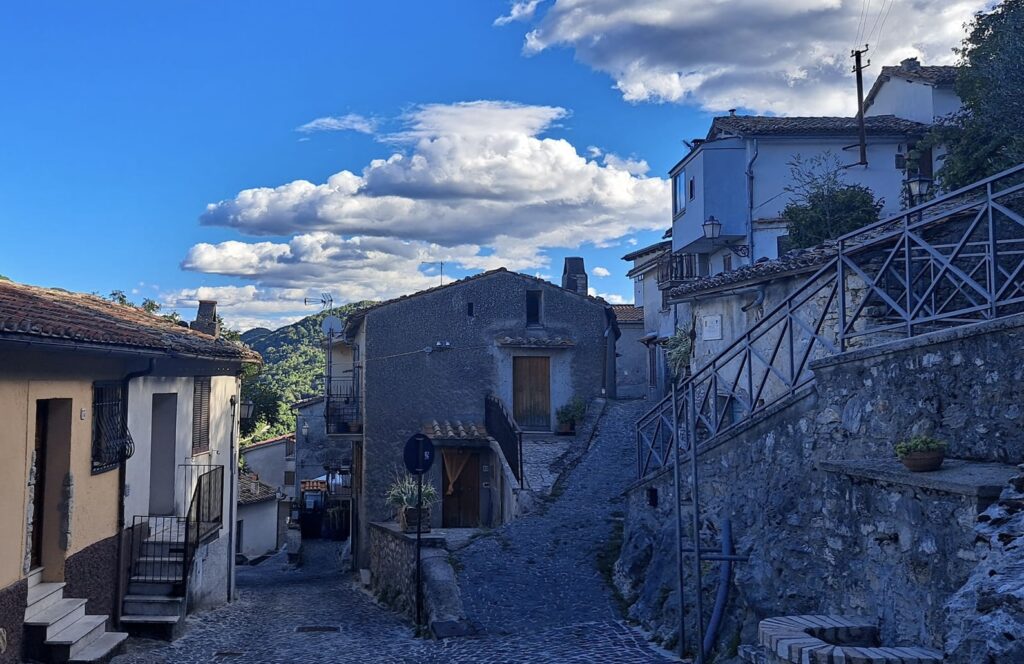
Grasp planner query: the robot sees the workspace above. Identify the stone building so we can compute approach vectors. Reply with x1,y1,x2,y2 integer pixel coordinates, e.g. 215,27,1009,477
0,281,259,661
329,266,618,569
612,304,647,399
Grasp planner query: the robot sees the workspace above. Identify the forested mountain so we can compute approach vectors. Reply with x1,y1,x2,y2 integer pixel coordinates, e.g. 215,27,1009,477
240,303,369,442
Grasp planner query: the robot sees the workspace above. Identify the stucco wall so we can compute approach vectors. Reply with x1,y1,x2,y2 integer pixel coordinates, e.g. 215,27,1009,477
355,271,610,565
237,499,279,558
616,314,1024,659
241,442,289,496
616,322,647,399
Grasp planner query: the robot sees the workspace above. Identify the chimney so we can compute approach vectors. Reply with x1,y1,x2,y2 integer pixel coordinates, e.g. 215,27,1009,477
561,257,588,296
191,300,220,337
900,57,921,71
728,108,737,116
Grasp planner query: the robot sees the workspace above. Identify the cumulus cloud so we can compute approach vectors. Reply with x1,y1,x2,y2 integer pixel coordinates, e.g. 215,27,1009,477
297,113,378,134
494,0,542,26
592,266,611,277
588,287,628,304
512,0,985,115
186,100,667,324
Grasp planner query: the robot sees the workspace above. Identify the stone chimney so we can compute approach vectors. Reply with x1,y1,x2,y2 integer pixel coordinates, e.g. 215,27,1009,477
900,57,921,71
561,257,588,296
191,300,219,338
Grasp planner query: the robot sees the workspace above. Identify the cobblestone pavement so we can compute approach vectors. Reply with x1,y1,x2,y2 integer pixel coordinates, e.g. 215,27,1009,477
111,399,671,663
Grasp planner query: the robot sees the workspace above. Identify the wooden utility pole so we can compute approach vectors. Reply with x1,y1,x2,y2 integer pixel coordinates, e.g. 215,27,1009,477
852,45,870,166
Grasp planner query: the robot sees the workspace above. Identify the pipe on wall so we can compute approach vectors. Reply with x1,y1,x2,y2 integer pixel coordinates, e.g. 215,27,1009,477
745,138,759,262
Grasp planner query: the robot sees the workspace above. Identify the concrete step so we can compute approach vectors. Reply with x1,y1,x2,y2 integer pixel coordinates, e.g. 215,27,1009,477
68,631,128,663
122,595,184,617
130,573,182,584
119,614,182,642
26,582,65,618
133,557,184,578
47,614,107,661
25,598,87,640
126,580,178,596
27,566,44,589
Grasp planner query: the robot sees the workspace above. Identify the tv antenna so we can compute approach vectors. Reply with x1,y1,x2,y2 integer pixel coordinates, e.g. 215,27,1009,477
304,292,334,309
420,261,444,286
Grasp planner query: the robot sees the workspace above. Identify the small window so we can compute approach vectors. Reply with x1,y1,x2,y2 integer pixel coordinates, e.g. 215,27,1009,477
285,439,296,457
526,290,542,325
192,376,211,455
467,302,475,317
723,254,733,272
284,470,295,486
92,382,132,474
688,176,696,200
673,172,686,216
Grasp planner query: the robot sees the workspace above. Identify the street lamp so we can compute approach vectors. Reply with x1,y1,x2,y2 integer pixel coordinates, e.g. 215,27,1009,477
239,399,255,422
906,174,933,206
702,215,722,240
301,421,310,439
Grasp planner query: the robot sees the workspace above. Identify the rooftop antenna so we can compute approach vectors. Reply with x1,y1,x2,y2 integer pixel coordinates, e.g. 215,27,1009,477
304,292,334,309
419,261,444,286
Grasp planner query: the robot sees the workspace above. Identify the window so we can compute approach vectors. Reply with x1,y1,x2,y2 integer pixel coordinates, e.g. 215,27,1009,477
284,470,295,486
192,376,211,455
285,439,296,458
467,302,475,317
723,254,733,272
526,290,542,325
92,382,131,474
672,172,686,216
688,176,696,200
648,346,658,387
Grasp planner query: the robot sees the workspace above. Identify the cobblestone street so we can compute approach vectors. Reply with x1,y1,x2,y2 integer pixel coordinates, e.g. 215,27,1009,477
112,400,671,663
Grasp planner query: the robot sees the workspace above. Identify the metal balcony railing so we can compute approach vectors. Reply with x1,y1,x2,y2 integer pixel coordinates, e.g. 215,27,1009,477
657,252,707,289
326,374,362,435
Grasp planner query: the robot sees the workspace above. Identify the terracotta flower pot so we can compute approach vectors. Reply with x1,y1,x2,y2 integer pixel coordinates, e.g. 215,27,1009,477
399,506,431,533
347,421,362,433
900,449,945,472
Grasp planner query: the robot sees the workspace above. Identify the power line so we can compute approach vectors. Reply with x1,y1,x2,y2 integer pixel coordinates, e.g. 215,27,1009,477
855,0,872,48
872,0,897,56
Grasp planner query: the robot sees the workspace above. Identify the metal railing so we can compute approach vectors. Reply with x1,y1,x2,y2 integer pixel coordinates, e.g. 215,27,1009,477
326,375,362,435
485,394,523,485
635,162,1024,663
183,465,224,582
657,252,707,289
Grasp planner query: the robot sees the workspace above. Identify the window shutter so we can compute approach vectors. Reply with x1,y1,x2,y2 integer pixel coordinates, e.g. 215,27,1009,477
192,377,211,454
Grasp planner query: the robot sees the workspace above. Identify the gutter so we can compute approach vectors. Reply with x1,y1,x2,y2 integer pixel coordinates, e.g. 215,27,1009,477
114,358,157,629
0,334,258,366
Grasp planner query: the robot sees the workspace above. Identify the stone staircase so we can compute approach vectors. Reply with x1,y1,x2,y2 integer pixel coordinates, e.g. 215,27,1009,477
119,523,187,640
23,567,128,663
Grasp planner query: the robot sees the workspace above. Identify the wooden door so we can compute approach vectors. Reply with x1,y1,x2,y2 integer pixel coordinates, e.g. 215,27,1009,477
30,402,48,568
442,450,480,528
513,356,551,430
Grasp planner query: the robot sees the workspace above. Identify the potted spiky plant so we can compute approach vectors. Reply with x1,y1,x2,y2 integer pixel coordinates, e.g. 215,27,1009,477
386,474,439,533
895,435,947,472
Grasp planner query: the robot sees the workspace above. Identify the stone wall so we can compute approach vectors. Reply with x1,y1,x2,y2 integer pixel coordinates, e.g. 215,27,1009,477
616,313,1024,661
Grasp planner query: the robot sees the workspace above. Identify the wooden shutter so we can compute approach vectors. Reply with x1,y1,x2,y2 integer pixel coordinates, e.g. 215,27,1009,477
192,377,211,454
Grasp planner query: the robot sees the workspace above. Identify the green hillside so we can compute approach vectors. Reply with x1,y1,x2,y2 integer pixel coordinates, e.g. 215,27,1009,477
241,303,369,442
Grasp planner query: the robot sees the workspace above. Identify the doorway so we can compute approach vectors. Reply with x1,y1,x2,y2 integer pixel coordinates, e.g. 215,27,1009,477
33,399,72,582
441,449,480,528
513,356,551,430
149,394,178,515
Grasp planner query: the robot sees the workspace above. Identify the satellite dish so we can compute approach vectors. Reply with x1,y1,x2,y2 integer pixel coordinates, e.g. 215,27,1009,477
321,315,344,337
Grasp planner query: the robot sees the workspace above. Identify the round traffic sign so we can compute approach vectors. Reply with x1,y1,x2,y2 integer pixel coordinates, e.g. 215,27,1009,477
403,434,435,475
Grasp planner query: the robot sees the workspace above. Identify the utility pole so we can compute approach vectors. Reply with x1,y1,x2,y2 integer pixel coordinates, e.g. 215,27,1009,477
852,45,870,166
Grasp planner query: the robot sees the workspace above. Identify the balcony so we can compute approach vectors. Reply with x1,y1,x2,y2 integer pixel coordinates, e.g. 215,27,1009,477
326,375,362,436
656,252,708,290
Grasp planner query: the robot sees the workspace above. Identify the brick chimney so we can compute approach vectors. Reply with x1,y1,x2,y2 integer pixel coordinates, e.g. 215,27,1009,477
900,57,921,71
191,300,220,337
561,257,588,296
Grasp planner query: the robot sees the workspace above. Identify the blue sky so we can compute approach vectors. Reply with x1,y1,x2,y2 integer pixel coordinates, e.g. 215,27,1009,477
0,1,977,329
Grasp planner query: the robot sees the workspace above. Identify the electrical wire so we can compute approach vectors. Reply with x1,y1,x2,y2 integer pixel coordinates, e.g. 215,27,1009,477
855,0,872,48
872,0,897,58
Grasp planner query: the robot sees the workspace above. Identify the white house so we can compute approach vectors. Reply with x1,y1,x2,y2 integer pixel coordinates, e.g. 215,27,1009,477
236,473,282,560
622,239,673,398
864,58,960,125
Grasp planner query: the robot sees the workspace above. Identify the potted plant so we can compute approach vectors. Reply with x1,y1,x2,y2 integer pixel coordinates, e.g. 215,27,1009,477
895,435,947,472
385,474,439,533
347,420,362,433
555,397,587,435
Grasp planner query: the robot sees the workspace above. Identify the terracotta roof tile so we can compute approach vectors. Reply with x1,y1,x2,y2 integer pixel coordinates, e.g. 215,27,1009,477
238,472,279,505
496,336,576,348
0,279,260,363
708,114,925,139
242,432,295,452
611,305,643,322
423,420,490,440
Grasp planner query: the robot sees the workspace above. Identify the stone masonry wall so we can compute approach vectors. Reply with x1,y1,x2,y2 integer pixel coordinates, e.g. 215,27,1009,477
616,314,1024,661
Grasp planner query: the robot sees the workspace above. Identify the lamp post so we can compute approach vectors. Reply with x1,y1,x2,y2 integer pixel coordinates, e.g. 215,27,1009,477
906,173,933,207
301,421,310,439
702,215,722,240
239,399,255,422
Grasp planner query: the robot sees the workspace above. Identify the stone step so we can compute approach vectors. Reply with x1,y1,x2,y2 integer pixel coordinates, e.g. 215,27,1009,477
27,566,44,589
119,614,181,626
122,595,184,617
26,582,66,618
25,598,87,640
119,613,181,641
126,580,178,596
47,614,107,661
68,631,128,663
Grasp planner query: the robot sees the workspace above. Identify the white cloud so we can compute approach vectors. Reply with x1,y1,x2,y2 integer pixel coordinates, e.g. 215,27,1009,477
514,0,985,115
297,113,378,135
588,286,629,305
494,0,543,26
592,266,611,277
188,100,668,324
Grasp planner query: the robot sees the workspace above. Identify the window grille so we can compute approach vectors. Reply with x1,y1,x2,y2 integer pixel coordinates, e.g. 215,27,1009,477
92,382,134,473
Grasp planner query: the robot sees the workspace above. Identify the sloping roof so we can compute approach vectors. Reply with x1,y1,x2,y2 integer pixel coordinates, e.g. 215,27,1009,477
707,114,926,140
291,395,324,411
242,432,294,453
0,279,260,363
423,420,490,440
238,472,279,505
622,240,671,262
496,335,576,348
865,62,959,110
611,305,643,323
344,268,611,337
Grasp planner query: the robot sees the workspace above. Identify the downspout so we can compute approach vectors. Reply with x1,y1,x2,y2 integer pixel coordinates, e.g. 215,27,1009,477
227,390,239,603
745,138,759,264
741,285,766,313
114,358,156,628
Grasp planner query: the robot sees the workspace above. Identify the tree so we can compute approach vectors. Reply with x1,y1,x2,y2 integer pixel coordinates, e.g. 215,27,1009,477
928,0,1024,190
108,290,131,306
781,153,883,250
141,298,161,314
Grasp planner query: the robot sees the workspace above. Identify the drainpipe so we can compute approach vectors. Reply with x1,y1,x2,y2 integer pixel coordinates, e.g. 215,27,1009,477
741,285,766,313
745,139,759,265
114,358,156,628
227,390,239,603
